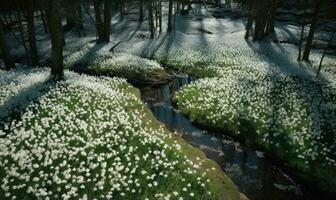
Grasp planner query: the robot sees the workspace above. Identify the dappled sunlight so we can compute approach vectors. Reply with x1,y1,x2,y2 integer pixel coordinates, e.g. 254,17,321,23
0,69,219,199
0,0,335,199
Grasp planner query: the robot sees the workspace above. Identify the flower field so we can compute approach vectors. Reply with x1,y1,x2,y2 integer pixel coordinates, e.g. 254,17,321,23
65,43,171,85
165,37,336,192
0,68,241,199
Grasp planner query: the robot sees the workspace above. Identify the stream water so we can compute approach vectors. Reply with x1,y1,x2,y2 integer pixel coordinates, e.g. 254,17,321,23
140,75,320,200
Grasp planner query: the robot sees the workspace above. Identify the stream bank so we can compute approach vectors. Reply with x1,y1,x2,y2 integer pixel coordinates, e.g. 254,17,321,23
140,74,328,200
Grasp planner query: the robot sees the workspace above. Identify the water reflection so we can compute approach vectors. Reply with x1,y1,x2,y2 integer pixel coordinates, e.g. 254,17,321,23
140,75,317,200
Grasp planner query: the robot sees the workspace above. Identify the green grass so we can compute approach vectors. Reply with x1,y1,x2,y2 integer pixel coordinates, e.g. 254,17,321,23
65,44,172,86
153,38,336,193
0,70,242,199
173,76,336,193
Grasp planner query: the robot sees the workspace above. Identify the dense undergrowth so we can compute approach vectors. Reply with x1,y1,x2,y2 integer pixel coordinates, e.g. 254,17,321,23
65,43,171,86
0,68,241,199
158,39,336,193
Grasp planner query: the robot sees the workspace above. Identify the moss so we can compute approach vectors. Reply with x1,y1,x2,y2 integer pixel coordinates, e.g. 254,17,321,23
0,71,246,199
173,82,336,194
65,45,173,86
130,87,245,200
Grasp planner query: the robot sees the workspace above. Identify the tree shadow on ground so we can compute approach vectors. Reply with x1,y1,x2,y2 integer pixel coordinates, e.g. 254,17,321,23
0,75,57,136
68,41,106,73
244,38,336,190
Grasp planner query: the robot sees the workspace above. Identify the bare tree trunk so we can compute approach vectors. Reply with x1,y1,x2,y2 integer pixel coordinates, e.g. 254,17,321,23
303,0,321,61
0,23,15,70
176,1,180,13
155,0,159,31
159,0,162,33
46,0,64,78
167,0,173,32
268,0,278,33
248,0,275,40
103,0,111,42
26,0,39,67
317,31,335,77
75,1,85,37
119,0,124,21
139,0,144,22
298,0,307,61
245,0,255,39
40,8,48,33
14,8,28,57
148,1,155,39
254,1,263,40
93,0,104,42
65,2,76,31
260,1,270,38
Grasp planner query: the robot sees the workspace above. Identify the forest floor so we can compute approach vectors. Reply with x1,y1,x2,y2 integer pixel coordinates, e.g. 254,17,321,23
1,2,336,199
0,67,245,199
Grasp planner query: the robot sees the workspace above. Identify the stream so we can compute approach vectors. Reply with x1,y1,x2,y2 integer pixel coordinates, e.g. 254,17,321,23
140,75,320,200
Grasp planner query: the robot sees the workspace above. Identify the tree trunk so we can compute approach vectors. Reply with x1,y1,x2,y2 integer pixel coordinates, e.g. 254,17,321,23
65,2,76,31
155,0,159,31
245,0,255,38
268,0,278,33
0,23,15,70
167,0,173,32
93,0,104,42
148,2,155,39
317,31,335,77
139,0,143,22
14,8,28,57
298,0,307,61
103,0,111,42
26,0,39,67
40,8,48,33
302,0,321,61
75,1,85,37
254,1,263,40
46,0,64,78
263,1,272,36
119,0,124,21
248,0,274,40
159,0,162,33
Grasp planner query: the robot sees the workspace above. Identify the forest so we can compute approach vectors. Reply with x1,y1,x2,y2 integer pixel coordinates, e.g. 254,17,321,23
0,0,336,199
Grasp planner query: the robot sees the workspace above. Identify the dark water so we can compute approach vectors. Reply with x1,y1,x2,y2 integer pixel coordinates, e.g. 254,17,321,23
140,75,320,200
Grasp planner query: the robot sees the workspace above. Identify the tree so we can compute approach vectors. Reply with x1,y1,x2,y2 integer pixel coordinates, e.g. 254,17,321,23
65,1,85,37
46,0,64,78
139,0,144,22
167,0,173,32
298,0,308,61
316,31,335,77
244,0,277,40
93,0,104,41
267,0,278,33
302,0,322,61
119,0,125,21
93,0,111,42
65,2,76,31
103,0,111,42
26,0,39,67
245,0,255,38
0,22,15,70
158,0,162,32
75,1,85,37
148,1,155,39
40,7,48,33
14,2,28,57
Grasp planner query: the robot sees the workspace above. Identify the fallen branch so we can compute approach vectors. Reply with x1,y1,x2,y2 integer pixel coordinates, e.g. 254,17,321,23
109,41,122,53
